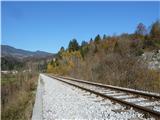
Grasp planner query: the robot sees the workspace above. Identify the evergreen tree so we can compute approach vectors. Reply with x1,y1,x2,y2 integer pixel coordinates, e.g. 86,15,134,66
58,46,65,59
60,46,65,52
103,34,107,40
89,38,93,43
68,39,79,52
81,41,88,47
94,34,101,44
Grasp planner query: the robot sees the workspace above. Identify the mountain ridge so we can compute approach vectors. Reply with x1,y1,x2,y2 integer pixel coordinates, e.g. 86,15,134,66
1,45,54,59
1,45,55,70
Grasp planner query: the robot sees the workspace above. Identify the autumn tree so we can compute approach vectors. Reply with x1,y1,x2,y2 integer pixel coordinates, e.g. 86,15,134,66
47,63,54,73
143,35,154,48
50,59,54,65
135,23,147,36
46,21,160,93
150,20,160,41
94,45,98,53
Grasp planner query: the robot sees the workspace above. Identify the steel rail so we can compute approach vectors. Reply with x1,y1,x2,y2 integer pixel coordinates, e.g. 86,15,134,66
47,74,160,118
57,76,160,99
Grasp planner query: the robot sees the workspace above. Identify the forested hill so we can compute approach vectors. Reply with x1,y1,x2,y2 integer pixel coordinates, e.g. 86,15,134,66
1,45,54,71
47,20,160,93
1,45,53,59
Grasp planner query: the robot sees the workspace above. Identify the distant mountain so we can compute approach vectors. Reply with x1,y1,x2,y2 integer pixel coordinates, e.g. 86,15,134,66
1,45,55,70
1,45,54,60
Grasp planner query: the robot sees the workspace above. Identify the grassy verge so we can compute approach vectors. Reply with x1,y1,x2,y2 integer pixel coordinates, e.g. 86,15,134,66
1,72,38,120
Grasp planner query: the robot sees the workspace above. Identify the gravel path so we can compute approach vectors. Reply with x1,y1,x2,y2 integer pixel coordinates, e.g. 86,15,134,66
32,74,155,120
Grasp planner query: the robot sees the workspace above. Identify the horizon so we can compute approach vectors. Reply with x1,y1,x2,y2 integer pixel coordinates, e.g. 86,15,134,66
2,1,159,53
1,44,54,53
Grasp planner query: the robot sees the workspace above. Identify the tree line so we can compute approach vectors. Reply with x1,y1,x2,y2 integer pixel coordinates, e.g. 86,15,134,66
58,20,159,55
47,20,160,93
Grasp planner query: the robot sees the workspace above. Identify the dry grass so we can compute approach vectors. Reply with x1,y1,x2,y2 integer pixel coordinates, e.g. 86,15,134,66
1,73,38,120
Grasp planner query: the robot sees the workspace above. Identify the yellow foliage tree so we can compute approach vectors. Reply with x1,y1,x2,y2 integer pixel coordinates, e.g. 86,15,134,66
47,63,54,73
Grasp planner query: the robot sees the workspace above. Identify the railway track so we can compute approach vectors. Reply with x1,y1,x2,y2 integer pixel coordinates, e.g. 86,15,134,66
47,74,160,118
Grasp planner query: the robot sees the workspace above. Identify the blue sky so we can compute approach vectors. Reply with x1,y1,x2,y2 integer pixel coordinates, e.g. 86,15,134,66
2,1,159,53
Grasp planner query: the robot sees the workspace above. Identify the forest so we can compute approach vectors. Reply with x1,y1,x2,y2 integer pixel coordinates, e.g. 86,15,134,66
47,20,160,93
